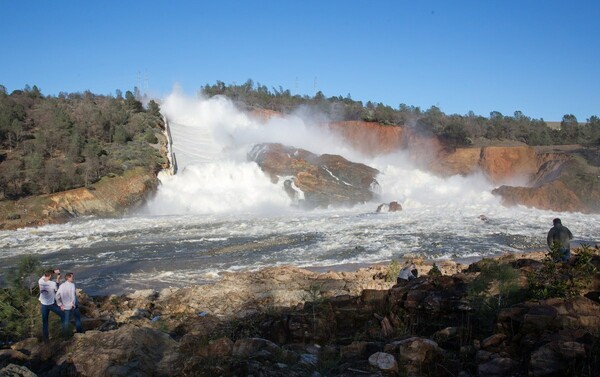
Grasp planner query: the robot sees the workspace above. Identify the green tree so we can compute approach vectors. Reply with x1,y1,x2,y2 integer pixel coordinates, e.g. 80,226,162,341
0,255,44,342
113,125,130,144
586,115,600,145
125,90,143,113
560,114,579,142
441,123,470,147
147,100,161,117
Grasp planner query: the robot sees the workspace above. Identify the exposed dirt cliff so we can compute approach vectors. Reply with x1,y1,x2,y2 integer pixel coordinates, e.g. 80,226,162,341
0,167,159,230
326,120,600,213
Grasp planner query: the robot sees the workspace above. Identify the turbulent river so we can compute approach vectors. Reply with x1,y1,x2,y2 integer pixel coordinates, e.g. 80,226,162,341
2,92,599,295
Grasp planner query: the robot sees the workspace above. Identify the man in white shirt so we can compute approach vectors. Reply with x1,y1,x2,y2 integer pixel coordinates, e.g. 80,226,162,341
38,269,64,341
55,272,83,335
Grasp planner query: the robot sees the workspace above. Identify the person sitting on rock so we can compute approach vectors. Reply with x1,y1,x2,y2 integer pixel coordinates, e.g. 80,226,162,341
397,263,417,284
547,218,573,262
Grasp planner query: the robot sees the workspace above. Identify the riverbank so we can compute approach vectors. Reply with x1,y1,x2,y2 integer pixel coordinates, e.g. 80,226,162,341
1,247,599,376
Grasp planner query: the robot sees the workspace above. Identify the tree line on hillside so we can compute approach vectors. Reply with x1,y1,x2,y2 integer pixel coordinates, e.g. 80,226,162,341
0,85,165,200
202,79,600,148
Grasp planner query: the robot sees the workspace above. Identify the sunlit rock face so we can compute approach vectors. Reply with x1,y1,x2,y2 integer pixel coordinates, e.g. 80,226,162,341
327,121,407,155
248,143,380,208
492,156,600,214
431,146,538,184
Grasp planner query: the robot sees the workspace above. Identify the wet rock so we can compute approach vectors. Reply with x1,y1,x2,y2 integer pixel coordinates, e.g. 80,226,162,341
248,143,380,208
376,201,402,213
368,352,398,372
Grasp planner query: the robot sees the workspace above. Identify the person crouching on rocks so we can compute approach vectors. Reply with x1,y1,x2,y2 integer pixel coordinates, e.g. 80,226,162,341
55,272,83,336
547,218,573,262
39,269,64,341
397,263,418,284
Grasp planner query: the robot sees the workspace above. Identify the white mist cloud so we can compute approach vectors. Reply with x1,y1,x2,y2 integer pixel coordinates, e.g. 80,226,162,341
147,88,501,215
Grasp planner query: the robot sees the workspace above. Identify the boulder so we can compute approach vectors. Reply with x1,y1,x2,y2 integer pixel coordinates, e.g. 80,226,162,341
376,201,402,213
529,341,586,377
368,352,398,372
232,338,281,359
0,350,29,368
0,364,37,377
154,265,393,319
196,337,234,358
477,357,518,377
248,143,379,208
497,297,600,335
57,326,178,377
385,337,442,374
481,333,507,350
493,156,600,213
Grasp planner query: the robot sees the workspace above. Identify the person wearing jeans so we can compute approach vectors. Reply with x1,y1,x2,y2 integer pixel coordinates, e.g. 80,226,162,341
547,218,574,262
55,272,83,335
38,269,63,341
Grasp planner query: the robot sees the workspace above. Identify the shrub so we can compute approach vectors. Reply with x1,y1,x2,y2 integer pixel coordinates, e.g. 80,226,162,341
528,244,599,299
385,259,401,282
427,263,442,277
467,259,521,333
0,255,48,342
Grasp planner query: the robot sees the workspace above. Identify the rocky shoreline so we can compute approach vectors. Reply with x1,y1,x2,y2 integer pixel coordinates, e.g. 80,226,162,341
1,249,599,376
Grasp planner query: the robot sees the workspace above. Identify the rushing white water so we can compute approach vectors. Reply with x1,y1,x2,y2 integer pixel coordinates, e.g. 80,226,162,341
1,91,599,295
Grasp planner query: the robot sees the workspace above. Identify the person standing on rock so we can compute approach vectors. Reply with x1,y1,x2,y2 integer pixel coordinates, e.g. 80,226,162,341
55,272,83,336
38,269,64,341
547,218,573,262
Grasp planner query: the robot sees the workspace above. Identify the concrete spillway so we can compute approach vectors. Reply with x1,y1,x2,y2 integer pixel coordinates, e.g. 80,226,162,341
168,120,222,171
162,115,223,175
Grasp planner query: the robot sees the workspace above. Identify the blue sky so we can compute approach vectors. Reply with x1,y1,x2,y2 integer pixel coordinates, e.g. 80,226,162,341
1,1,599,121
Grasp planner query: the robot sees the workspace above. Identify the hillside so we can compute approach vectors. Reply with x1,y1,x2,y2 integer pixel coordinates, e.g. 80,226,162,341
0,86,169,229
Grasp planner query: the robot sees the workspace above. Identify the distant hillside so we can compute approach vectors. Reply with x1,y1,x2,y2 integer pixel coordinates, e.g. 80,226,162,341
0,85,167,201
202,80,600,148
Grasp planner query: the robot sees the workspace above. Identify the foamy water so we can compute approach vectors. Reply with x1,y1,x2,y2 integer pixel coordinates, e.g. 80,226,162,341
1,91,599,295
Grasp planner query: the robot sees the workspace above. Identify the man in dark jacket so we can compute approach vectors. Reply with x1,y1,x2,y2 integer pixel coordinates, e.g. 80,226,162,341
547,218,573,262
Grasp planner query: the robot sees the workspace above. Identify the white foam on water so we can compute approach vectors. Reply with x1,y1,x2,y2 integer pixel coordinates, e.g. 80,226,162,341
1,90,599,294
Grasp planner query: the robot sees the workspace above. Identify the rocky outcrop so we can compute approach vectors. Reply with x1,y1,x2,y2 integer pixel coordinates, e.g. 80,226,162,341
432,145,539,184
0,364,36,377
328,119,600,213
248,143,380,208
151,265,394,319
328,121,407,155
376,201,402,213
55,326,178,377
493,155,600,213
2,250,599,376
0,167,159,230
